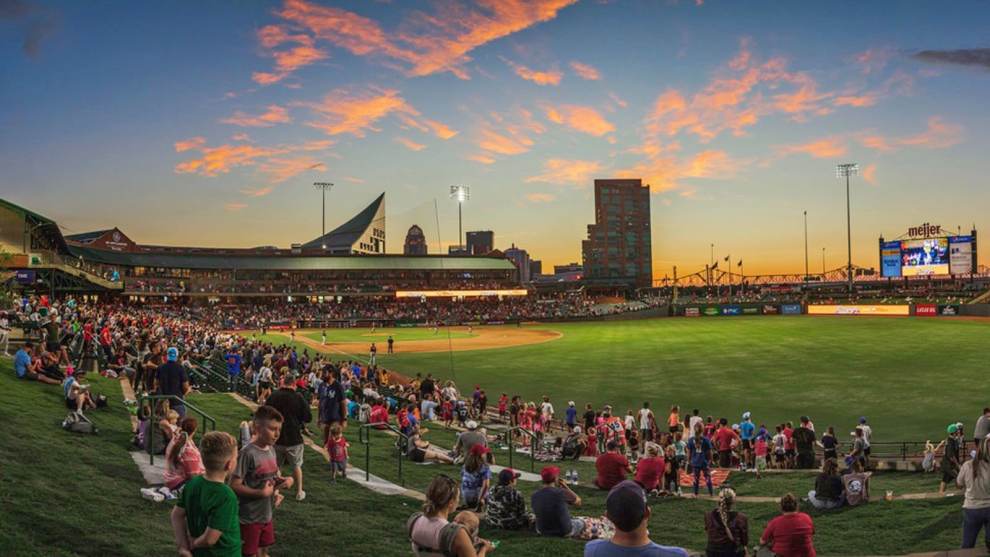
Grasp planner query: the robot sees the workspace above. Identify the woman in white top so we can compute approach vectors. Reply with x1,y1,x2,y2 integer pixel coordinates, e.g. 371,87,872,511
407,475,491,556
957,436,990,549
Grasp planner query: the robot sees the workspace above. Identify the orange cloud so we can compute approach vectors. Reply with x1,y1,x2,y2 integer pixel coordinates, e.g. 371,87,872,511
342,176,365,183
467,153,496,165
174,137,206,153
543,104,615,136
852,46,894,75
608,92,628,109
240,186,275,197
478,128,532,155
220,105,292,127
505,59,563,85
525,159,604,186
394,136,427,151
175,143,280,176
771,73,833,120
862,163,877,185
859,117,963,152
231,132,252,142
570,61,600,80
833,94,878,108
273,0,576,80
777,137,847,159
424,119,458,139
252,24,328,85
525,192,556,203
225,203,248,212
681,150,736,178
258,157,326,183
299,87,417,137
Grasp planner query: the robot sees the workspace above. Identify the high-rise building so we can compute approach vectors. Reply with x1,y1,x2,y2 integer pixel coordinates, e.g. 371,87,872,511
504,243,531,283
529,260,542,278
403,225,428,255
581,178,652,287
466,230,494,255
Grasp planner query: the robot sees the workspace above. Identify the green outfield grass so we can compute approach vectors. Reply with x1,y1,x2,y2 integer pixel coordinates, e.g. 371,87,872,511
301,327,476,343
371,316,990,442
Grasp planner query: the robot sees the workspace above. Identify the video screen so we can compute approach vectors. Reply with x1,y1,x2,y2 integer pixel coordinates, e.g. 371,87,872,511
901,238,949,276
880,241,902,277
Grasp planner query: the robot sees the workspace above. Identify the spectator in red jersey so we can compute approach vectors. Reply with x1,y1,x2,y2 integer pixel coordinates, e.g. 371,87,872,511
714,418,739,468
594,441,632,490
634,443,665,493
760,493,816,557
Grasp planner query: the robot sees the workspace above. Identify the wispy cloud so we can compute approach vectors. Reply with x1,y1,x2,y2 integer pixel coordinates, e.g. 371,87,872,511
175,143,279,176
543,104,615,136
862,163,877,185
298,87,415,137
858,116,963,152
467,153,496,165
258,157,326,183
526,159,604,186
240,186,275,197
394,136,427,151
472,108,546,161
524,192,556,203
268,0,576,80
174,137,206,153
570,61,601,80
852,46,895,75
776,137,848,159
251,24,328,85
912,48,990,70
220,104,292,127
504,58,563,85
224,202,248,212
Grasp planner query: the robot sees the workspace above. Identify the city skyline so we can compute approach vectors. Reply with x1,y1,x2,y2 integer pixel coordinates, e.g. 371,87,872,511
3,0,989,278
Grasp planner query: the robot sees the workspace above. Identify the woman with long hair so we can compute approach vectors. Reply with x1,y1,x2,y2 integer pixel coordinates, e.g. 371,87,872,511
808,458,844,510
407,475,491,556
704,487,749,557
460,445,492,510
163,417,205,491
957,435,990,549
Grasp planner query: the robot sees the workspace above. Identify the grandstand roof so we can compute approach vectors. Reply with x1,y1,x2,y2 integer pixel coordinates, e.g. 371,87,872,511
64,244,515,271
0,198,57,227
65,229,114,243
302,193,384,250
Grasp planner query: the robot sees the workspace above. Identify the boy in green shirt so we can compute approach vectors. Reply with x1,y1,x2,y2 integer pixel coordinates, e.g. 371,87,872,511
171,431,241,556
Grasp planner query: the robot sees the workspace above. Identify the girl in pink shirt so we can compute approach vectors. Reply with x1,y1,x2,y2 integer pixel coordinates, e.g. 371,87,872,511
163,417,205,490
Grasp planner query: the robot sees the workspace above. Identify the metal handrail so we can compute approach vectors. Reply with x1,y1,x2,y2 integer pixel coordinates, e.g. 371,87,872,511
139,394,217,466
359,421,409,485
504,426,539,473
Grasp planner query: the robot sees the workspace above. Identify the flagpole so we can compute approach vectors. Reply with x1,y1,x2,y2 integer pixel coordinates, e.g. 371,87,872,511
728,254,732,299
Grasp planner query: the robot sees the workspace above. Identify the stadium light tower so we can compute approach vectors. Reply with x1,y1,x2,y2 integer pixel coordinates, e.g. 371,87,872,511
803,211,809,281
449,185,470,253
314,182,334,250
836,163,858,293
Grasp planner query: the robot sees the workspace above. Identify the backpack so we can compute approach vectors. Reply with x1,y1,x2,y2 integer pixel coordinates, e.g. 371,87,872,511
62,412,98,434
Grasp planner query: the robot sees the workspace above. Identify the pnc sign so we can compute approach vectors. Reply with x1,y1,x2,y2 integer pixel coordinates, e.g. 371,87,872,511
907,222,942,238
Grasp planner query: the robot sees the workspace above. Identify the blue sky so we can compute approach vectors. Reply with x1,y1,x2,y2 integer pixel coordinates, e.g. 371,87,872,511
2,0,988,276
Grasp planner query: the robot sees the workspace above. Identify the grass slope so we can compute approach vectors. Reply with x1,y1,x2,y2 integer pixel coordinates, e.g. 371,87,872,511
376,317,990,441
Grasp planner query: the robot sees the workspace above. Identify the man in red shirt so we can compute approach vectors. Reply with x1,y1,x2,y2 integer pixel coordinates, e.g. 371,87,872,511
713,418,739,468
761,493,816,556
594,441,632,490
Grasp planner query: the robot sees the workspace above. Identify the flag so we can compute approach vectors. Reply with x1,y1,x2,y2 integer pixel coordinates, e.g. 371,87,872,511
724,255,730,262
738,260,743,267
711,261,719,270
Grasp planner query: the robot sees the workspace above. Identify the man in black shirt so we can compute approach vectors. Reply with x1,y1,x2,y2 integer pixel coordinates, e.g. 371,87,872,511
267,372,312,501
793,416,817,469
420,374,435,399
155,347,189,417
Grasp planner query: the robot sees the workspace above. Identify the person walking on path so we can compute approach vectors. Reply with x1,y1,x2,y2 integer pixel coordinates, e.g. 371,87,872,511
266,373,312,502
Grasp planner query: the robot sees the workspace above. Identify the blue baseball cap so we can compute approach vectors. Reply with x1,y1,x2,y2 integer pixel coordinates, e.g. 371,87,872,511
167,347,179,362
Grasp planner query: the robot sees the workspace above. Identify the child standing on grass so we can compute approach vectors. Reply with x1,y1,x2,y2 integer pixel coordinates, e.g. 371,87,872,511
754,428,769,479
326,423,349,482
171,431,240,557
232,405,294,557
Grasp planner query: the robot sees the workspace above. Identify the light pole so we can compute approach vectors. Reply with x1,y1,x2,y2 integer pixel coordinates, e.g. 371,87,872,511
449,185,470,253
314,182,334,250
836,163,858,293
803,210,809,281
822,247,826,275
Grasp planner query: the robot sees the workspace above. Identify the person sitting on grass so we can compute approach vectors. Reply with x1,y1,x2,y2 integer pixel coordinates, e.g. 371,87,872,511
562,426,589,460
807,458,844,510
583,480,688,556
453,511,496,555
532,465,612,541
484,468,534,531
408,475,493,557
634,442,666,494
14,342,59,385
170,431,241,557
460,444,492,510
164,417,206,492
595,440,632,490
956,435,990,550
63,368,96,416
704,487,748,557
759,493,816,557
407,429,455,464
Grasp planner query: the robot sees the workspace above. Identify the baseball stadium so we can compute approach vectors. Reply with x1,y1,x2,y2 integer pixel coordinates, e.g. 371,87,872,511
4,2,990,557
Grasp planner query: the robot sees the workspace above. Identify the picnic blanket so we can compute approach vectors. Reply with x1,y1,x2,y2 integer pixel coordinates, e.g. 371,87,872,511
678,468,732,488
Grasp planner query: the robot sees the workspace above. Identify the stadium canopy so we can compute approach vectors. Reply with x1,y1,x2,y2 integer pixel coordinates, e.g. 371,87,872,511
302,193,384,252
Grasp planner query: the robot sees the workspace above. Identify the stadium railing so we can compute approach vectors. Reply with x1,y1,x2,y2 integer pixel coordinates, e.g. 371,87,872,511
359,421,409,485
504,426,539,473
139,394,217,466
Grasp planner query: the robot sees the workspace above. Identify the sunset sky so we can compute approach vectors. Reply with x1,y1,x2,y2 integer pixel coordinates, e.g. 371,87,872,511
3,0,989,278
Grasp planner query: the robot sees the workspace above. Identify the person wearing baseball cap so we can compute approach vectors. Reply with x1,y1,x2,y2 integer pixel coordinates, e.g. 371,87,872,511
532,465,585,538
484,468,533,530
461,444,492,509
584,480,689,556
940,423,963,495
155,346,189,417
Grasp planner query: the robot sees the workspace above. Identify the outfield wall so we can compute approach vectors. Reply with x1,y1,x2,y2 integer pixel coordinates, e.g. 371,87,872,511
671,302,990,318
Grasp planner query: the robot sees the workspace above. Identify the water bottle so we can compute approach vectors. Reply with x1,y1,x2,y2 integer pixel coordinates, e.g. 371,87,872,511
572,469,579,485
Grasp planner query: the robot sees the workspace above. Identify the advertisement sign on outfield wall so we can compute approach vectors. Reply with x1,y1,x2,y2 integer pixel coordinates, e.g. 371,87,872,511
938,304,961,316
781,304,803,315
742,307,760,315
762,305,779,315
721,305,742,316
915,304,937,316
703,307,720,316
807,305,911,316
685,307,700,317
